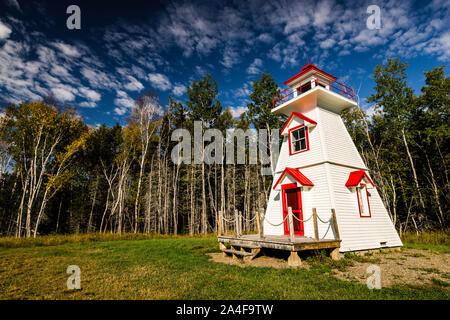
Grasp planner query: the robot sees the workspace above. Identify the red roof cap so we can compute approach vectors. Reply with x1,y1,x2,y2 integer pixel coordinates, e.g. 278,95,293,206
284,63,337,86
273,167,314,190
301,63,318,71
345,170,374,187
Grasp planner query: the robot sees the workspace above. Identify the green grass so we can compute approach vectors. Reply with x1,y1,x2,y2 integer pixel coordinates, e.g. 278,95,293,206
400,229,450,253
401,229,450,245
0,235,449,300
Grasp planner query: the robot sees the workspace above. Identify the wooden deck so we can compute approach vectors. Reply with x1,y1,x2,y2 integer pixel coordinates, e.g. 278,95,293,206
218,234,341,252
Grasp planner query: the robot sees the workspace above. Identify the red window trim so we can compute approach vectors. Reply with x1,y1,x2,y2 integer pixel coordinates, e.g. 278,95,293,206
288,124,310,155
281,183,304,236
356,183,372,218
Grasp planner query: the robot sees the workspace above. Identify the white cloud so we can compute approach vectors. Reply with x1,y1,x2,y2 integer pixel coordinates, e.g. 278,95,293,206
246,58,263,75
221,47,240,69
0,21,12,40
52,42,81,58
232,82,252,98
172,83,186,96
81,67,117,89
124,76,144,91
114,107,127,116
51,87,75,102
230,106,247,118
114,97,134,108
257,33,274,44
114,90,134,111
148,73,171,91
79,87,101,102
79,101,97,108
424,31,450,61
320,38,336,49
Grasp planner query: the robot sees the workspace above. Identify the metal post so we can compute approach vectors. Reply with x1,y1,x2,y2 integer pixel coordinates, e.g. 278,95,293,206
288,207,295,243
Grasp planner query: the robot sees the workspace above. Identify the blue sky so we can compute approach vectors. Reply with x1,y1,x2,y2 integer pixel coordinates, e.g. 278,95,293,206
0,0,448,127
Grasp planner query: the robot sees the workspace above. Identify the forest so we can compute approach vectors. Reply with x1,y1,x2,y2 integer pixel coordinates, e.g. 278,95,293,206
0,58,448,237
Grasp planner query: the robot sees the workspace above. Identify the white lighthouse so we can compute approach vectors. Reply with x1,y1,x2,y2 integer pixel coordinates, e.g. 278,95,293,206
264,63,402,252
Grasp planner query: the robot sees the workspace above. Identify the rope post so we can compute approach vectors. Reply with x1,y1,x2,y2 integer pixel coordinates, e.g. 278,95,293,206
259,208,265,239
218,210,223,236
234,209,240,237
255,210,261,237
239,211,243,236
331,209,340,240
288,207,295,243
312,208,319,240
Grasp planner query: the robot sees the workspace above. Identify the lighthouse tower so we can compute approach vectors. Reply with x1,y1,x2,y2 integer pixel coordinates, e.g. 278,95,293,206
264,63,402,252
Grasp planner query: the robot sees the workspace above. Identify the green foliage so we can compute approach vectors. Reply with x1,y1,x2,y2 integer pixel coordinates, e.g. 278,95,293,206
186,73,222,127
246,72,285,130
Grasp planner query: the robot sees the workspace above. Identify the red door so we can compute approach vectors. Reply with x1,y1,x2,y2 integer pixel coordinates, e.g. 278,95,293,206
281,183,304,236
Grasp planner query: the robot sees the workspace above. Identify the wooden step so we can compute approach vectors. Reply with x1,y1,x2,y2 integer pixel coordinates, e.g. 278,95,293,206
223,249,254,257
238,244,260,250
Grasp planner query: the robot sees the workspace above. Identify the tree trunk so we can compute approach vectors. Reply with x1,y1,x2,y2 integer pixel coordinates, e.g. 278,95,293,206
401,127,425,210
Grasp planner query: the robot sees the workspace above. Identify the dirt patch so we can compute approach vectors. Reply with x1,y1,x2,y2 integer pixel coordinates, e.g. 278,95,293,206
207,252,309,269
208,248,450,289
333,248,450,288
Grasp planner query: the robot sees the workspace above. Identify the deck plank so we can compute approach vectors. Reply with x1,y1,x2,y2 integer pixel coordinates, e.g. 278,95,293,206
218,234,340,252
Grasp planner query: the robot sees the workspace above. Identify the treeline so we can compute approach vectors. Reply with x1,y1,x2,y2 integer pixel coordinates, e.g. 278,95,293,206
0,59,448,237
0,73,282,237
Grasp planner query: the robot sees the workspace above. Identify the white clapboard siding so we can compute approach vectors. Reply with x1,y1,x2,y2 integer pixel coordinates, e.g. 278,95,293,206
275,109,325,173
264,164,338,240
328,164,402,251
316,106,367,170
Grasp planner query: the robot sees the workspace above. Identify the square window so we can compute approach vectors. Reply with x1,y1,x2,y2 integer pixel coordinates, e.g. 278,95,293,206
290,126,308,154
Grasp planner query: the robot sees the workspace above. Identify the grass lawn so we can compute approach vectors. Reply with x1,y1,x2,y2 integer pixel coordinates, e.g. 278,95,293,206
0,235,449,300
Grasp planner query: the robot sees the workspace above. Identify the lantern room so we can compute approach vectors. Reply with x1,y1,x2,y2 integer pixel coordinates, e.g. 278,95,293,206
272,63,357,116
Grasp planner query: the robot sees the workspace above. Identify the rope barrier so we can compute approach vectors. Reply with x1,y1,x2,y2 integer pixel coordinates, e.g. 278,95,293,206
316,215,333,224
221,216,235,223
219,208,336,237
320,222,333,240
241,215,258,222
292,213,313,223
264,214,289,227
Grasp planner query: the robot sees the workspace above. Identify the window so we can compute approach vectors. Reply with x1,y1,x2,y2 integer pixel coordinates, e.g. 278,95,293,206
356,184,371,217
299,82,311,94
289,125,309,154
